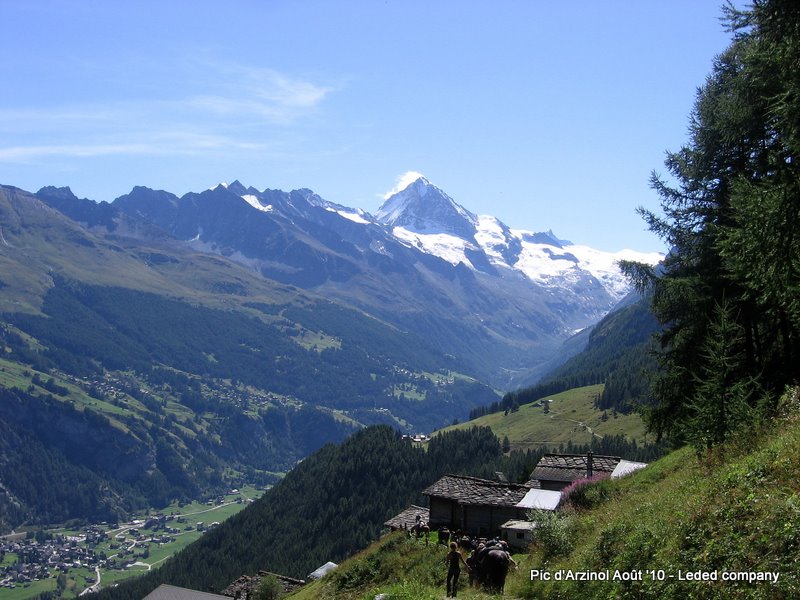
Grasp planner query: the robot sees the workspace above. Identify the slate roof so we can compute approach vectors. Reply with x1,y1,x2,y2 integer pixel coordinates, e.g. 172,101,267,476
384,504,429,529
144,584,230,600
528,453,621,484
422,474,530,507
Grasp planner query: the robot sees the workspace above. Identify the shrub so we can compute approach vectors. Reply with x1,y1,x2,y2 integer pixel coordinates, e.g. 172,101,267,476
253,574,283,600
560,473,611,510
332,554,382,591
531,509,575,558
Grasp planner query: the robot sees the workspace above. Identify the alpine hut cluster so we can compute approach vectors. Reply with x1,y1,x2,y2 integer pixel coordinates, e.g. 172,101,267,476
385,452,647,548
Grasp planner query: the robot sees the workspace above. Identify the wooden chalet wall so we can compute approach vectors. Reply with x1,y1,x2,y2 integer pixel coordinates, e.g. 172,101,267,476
429,496,526,536
429,496,456,529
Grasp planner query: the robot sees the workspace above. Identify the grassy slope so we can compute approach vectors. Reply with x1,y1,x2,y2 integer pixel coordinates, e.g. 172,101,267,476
0,186,306,324
520,389,800,599
441,384,648,450
286,389,800,600
287,532,528,600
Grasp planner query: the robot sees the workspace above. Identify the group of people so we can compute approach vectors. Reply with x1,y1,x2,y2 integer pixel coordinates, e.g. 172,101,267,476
445,536,518,597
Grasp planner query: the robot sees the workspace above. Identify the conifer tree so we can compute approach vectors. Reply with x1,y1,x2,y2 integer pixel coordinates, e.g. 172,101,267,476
684,299,759,449
621,0,800,447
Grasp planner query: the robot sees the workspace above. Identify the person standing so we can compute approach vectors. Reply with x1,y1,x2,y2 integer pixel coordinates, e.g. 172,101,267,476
445,541,469,597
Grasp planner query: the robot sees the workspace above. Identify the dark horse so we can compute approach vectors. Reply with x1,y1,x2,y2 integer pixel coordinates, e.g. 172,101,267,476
474,542,516,593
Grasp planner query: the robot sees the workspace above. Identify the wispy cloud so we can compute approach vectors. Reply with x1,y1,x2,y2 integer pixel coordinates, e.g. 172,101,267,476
0,62,338,162
0,107,121,126
0,143,154,160
0,132,275,162
187,63,335,123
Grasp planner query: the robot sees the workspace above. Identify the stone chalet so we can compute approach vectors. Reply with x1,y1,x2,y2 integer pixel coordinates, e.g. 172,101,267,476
386,453,647,540
422,474,531,536
526,452,622,491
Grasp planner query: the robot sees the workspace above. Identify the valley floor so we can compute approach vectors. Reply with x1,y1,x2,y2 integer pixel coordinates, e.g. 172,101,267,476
0,488,263,600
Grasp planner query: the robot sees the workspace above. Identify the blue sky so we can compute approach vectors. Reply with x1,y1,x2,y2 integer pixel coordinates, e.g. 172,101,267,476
0,1,733,252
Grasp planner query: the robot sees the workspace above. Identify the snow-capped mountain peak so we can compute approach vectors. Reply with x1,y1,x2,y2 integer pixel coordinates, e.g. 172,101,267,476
375,176,477,238
373,177,662,303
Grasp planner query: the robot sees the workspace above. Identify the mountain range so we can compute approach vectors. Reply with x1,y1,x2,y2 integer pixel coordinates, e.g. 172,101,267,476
35,175,661,388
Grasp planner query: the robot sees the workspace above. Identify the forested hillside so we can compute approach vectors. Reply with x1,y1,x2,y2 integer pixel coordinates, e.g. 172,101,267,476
0,275,495,530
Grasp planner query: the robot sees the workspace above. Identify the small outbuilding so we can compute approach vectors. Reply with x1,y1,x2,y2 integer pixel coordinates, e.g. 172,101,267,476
499,519,536,550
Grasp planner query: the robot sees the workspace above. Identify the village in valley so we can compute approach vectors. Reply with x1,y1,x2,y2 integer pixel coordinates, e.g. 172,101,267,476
0,488,263,598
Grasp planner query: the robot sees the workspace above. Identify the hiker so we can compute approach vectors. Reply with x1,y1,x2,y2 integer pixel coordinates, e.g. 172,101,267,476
445,541,469,597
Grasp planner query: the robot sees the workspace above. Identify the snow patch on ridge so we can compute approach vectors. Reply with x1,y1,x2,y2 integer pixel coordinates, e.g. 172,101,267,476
392,227,472,266
241,194,273,213
325,206,370,224
509,233,662,299
473,215,664,299
566,246,663,298
474,215,511,262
